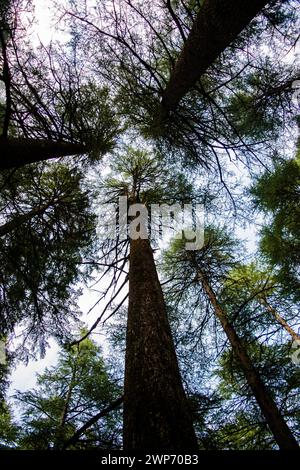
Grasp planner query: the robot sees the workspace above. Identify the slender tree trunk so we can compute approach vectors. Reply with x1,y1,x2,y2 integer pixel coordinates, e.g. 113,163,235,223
197,270,299,450
123,236,198,451
54,360,78,449
161,0,269,115
0,203,51,237
0,138,86,170
63,396,123,449
259,297,300,343
0,29,12,139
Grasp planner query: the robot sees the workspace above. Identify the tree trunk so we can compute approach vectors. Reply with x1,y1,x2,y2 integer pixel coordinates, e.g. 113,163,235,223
197,270,299,450
259,297,300,343
123,236,198,451
54,359,78,449
0,138,86,170
63,396,123,449
0,28,12,139
161,0,269,115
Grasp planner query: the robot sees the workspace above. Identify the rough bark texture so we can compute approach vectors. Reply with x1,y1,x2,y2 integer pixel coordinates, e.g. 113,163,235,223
198,270,299,450
123,237,198,451
0,138,86,170
161,0,270,114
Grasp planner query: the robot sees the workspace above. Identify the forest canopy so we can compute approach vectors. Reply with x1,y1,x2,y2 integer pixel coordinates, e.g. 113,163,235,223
0,0,299,453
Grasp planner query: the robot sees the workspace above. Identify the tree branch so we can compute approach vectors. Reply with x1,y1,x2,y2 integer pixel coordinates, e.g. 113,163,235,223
62,396,124,449
160,0,270,115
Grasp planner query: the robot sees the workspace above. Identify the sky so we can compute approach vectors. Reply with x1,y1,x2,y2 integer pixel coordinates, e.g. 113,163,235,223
9,1,57,400
8,0,260,398
30,0,61,44
8,0,105,404
7,0,291,414
9,0,64,395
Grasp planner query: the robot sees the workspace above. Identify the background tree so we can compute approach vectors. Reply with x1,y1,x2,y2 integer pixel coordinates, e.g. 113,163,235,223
14,335,122,450
162,228,299,449
63,0,299,174
210,341,300,449
0,163,97,358
0,401,18,448
251,146,300,299
0,0,120,169
0,0,298,451
222,263,300,343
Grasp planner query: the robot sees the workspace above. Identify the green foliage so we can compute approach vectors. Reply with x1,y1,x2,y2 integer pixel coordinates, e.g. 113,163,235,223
163,225,239,289
227,89,280,140
1,0,299,451
0,163,97,355
107,147,195,205
162,227,300,449
251,150,300,298
0,0,12,32
57,83,120,162
214,340,300,446
15,335,122,450
0,401,19,447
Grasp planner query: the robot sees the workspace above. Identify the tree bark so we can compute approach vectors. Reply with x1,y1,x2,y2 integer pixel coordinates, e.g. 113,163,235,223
161,0,270,115
0,138,86,170
259,297,300,343
123,236,198,451
197,270,299,450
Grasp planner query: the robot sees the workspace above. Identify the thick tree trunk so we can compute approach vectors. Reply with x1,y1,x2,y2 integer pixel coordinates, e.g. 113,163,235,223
123,236,198,451
197,270,299,450
0,203,51,237
259,297,300,343
0,138,86,170
161,0,269,115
